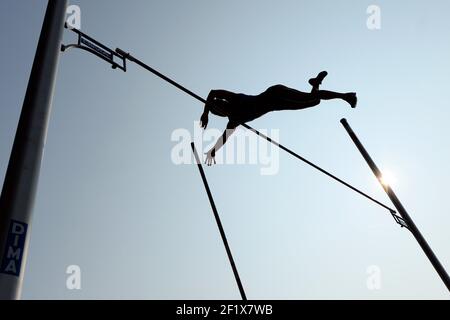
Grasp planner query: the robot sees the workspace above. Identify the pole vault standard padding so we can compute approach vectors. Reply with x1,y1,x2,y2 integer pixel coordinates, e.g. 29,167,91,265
341,118,450,293
191,142,247,301
114,48,396,214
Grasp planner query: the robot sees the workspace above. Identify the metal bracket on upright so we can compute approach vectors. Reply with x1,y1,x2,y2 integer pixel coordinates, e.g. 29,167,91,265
60,23,127,71
390,211,410,230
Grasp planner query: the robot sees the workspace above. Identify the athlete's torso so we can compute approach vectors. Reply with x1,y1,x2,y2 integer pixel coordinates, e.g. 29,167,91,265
224,92,271,123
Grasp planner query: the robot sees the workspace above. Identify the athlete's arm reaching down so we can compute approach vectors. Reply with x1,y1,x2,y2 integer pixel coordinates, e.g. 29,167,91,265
199,102,209,130
205,121,239,166
200,90,234,127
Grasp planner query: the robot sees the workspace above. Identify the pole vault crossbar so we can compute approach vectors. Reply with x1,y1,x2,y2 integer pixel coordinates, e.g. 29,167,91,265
114,48,397,213
60,27,450,295
60,27,396,216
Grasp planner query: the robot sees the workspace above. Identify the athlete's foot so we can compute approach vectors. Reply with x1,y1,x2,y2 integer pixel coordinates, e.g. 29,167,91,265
345,93,358,108
309,71,328,91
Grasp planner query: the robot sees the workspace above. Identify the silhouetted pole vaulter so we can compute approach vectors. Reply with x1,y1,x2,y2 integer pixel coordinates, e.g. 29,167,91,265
340,118,450,293
62,34,394,213
63,27,445,292
0,0,68,300
112,48,393,211
191,143,247,300
200,73,357,166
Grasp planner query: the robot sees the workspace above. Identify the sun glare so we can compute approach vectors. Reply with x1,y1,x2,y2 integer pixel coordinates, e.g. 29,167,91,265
379,170,397,187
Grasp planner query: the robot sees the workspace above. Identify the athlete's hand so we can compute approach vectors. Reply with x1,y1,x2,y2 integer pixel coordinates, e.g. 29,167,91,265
205,149,216,166
200,112,209,129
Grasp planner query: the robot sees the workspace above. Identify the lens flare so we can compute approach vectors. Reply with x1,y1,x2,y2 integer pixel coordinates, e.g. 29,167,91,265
379,169,396,187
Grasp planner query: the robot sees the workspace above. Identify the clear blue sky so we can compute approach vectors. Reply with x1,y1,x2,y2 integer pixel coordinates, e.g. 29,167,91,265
1,0,450,299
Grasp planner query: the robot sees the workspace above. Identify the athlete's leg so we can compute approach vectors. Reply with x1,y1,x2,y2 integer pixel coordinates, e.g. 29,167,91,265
308,90,357,109
267,85,348,101
261,85,321,111
274,97,321,110
313,90,346,100
313,90,357,108
308,72,358,108
309,71,328,92
263,85,313,102
264,85,357,110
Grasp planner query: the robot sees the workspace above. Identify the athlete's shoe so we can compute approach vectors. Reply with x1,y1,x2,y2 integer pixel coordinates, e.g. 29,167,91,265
345,92,358,108
308,71,328,90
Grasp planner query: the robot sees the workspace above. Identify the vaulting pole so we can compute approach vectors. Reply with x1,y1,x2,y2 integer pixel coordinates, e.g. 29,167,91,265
0,0,68,299
340,118,450,293
191,142,247,300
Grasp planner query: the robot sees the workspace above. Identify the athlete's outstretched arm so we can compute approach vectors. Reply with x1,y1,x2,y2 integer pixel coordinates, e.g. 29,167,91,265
201,90,229,128
199,92,213,129
201,89,235,129
200,107,209,129
205,120,239,166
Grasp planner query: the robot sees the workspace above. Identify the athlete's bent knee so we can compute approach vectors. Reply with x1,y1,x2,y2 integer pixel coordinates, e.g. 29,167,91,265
309,99,321,107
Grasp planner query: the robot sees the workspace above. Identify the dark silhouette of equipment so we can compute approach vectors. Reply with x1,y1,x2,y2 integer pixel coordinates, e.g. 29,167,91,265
341,118,450,292
191,143,247,300
60,27,450,296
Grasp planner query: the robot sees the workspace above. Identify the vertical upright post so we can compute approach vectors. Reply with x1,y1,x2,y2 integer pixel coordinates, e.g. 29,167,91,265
191,143,247,300
340,118,450,293
0,0,68,300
